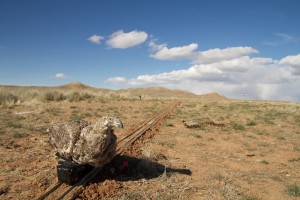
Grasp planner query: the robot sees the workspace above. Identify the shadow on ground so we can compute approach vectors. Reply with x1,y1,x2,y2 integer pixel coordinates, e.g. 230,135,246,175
90,155,192,183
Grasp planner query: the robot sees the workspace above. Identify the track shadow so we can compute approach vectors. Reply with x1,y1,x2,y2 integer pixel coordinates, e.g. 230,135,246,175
90,155,192,183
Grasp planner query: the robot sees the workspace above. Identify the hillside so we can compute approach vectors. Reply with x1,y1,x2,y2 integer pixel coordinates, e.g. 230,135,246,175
58,82,93,89
0,82,227,102
117,87,201,99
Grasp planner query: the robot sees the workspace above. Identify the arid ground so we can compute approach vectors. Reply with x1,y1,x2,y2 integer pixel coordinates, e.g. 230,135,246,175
0,85,299,200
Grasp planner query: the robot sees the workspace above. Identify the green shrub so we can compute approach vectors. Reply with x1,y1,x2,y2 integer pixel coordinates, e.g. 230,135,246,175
7,121,23,128
232,123,245,131
260,160,269,164
286,184,300,197
13,132,28,138
247,120,257,126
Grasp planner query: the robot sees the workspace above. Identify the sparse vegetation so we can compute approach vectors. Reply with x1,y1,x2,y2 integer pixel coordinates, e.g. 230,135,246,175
190,133,202,138
157,141,175,148
165,123,174,127
232,123,246,131
260,160,269,164
43,90,66,102
7,121,23,129
12,132,28,138
288,157,300,162
213,173,224,181
286,184,300,197
0,92,18,106
0,84,300,200
45,108,62,116
247,120,257,126
71,113,83,121
68,92,94,102
293,146,300,151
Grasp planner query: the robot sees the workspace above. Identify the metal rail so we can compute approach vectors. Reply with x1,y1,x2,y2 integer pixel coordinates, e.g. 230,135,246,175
36,101,179,200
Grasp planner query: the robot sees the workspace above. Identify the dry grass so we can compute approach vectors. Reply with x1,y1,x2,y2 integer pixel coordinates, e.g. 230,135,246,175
0,83,204,107
146,100,300,199
0,84,299,200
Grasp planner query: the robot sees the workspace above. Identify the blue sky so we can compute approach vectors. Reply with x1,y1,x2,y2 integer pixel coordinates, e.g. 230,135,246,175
1,0,300,101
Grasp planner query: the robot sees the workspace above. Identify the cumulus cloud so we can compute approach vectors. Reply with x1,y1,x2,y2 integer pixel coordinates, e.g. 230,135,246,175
106,52,300,101
194,47,258,64
149,39,167,52
106,30,148,49
150,43,198,60
88,34,104,44
53,73,67,79
149,40,258,64
278,54,300,75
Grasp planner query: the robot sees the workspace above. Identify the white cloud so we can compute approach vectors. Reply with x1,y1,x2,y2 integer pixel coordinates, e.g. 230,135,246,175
149,41,258,64
278,54,300,75
53,73,67,79
106,30,148,49
105,76,127,84
149,39,167,52
150,43,198,60
194,47,258,64
88,34,104,44
106,52,300,101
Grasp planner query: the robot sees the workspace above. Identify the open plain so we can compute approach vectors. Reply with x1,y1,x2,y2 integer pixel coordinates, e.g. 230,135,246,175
0,84,299,200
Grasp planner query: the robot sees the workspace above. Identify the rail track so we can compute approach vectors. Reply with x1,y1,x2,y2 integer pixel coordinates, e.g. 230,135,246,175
36,101,179,200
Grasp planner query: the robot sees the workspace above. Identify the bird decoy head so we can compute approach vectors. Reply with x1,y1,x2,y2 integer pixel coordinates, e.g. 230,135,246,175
101,115,123,129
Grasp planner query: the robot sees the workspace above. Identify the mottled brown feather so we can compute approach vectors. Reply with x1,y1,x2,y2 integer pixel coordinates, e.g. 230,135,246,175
49,116,122,167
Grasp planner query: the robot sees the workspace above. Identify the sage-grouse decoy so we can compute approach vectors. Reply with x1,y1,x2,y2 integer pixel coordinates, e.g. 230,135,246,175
49,116,123,167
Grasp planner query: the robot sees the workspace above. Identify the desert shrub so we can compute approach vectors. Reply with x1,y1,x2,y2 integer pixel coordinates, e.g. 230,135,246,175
42,90,66,102
68,92,94,102
232,123,246,131
260,160,269,164
0,92,18,106
12,132,28,138
68,92,81,102
7,121,23,128
70,113,83,121
80,92,94,100
288,157,300,162
165,123,174,127
286,184,300,197
247,120,257,126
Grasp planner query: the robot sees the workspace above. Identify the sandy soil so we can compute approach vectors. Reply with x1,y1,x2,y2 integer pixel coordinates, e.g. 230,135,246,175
0,99,299,200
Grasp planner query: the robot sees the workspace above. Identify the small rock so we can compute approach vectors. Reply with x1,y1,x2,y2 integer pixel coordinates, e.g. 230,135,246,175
182,120,201,128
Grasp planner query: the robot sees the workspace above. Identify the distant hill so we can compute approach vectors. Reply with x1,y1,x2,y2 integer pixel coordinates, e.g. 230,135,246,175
197,92,227,100
117,87,200,99
59,82,93,89
0,82,227,100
